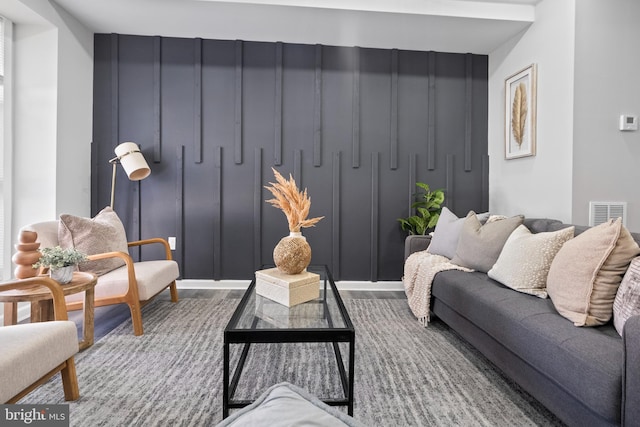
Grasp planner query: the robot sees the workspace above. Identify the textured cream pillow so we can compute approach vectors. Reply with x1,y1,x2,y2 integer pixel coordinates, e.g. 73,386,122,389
547,218,640,326
613,257,640,336
59,206,129,276
450,213,524,273
488,225,574,298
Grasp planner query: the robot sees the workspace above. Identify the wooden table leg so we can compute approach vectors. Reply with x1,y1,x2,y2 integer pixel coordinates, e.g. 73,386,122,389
3,302,17,326
30,300,53,322
79,287,95,350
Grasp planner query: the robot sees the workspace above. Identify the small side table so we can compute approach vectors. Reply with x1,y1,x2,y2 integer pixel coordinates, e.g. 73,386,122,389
0,272,98,350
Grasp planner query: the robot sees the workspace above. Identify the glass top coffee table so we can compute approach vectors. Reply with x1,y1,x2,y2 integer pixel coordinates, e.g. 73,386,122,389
223,265,355,418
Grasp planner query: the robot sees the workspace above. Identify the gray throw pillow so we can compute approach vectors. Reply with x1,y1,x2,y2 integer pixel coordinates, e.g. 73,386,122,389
428,208,489,259
451,213,524,273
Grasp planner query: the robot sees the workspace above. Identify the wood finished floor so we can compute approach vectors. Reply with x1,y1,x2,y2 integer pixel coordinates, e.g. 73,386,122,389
69,289,406,345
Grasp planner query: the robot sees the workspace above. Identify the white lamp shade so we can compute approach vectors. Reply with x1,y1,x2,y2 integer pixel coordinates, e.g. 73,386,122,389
115,142,151,181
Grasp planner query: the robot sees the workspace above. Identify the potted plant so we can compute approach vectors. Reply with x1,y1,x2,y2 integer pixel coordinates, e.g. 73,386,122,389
397,182,445,235
32,246,88,284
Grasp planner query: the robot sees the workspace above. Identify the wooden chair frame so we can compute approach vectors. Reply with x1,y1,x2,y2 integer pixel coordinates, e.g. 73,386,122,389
65,238,179,336
1,277,79,403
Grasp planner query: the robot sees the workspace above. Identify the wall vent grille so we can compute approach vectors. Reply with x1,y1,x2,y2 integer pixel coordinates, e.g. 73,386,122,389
589,201,627,227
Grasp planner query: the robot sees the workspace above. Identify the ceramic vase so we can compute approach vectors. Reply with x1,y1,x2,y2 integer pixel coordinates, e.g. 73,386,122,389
12,230,41,279
273,232,312,275
50,265,75,284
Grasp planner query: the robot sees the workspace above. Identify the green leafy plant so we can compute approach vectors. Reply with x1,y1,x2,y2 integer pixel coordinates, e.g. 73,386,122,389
32,246,89,270
397,182,445,235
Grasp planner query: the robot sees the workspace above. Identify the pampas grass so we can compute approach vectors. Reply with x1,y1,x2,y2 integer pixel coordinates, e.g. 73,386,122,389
265,168,324,232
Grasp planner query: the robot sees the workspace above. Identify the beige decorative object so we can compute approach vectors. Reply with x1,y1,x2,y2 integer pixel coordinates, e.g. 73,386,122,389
265,168,324,275
12,230,41,279
547,218,640,326
273,232,312,275
255,268,320,307
511,82,527,146
613,256,640,336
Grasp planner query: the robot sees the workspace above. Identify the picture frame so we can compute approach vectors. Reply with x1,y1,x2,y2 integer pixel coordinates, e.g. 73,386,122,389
504,64,537,159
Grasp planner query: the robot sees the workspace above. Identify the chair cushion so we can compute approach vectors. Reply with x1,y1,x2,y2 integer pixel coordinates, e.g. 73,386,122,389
65,260,179,303
216,382,363,427
59,206,129,276
0,321,78,403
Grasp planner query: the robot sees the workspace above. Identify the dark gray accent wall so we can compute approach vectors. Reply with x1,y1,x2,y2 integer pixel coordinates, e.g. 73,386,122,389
92,34,488,281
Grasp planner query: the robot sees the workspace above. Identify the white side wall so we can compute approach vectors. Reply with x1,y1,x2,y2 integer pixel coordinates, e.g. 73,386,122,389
10,0,92,243
488,0,575,222
572,0,640,231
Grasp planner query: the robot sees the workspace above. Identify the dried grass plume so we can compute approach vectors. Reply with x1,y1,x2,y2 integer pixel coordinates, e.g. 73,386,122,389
511,82,528,146
265,168,324,232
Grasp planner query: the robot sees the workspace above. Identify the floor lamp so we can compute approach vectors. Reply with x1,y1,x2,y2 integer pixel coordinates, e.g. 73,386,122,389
109,142,151,209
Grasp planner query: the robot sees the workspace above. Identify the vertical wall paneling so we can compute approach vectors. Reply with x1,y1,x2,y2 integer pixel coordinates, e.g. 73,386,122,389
274,42,283,166
332,152,341,280
390,49,399,170
176,146,185,274
234,40,243,165
482,155,490,210
351,47,361,168
446,154,455,213
370,152,379,282
254,148,263,269
94,35,489,281
194,38,203,164
111,34,119,148
313,44,322,167
294,149,302,187
408,154,417,216
464,54,472,172
213,147,222,280
427,51,436,171
153,36,162,163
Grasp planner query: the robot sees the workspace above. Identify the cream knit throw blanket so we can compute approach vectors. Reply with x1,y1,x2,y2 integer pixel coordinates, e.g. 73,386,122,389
403,250,472,326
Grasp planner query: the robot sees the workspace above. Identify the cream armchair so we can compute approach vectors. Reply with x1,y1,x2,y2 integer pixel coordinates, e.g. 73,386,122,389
23,214,179,336
0,277,80,403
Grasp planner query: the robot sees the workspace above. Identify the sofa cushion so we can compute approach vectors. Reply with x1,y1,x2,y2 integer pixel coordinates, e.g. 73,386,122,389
59,206,129,276
450,214,524,273
428,208,489,259
547,218,640,326
432,270,623,423
613,256,640,336
488,225,574,298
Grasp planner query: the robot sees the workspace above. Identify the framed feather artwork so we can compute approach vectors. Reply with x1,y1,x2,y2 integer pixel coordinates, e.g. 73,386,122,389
504,64,537,159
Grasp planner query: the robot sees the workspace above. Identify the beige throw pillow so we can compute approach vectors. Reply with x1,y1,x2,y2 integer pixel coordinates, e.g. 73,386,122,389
613,256,640,336
547,218,640,326
59,206,129,276
488,225,574,298
450,213,524,273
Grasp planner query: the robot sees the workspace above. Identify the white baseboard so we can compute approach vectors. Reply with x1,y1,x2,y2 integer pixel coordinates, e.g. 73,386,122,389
0,279,404,324
177,279,404,292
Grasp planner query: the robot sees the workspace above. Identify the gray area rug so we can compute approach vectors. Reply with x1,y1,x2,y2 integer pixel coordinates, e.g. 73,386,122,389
23,296,564,426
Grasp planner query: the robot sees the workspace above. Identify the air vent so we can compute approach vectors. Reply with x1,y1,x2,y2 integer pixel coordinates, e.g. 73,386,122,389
589,202,627,227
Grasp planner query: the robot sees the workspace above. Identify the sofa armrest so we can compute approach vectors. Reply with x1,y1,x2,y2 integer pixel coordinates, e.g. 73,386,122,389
623,315,640,426
404,235,432,261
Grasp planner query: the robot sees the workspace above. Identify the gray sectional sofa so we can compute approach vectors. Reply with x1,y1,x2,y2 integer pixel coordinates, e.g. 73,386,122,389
405,218,640,427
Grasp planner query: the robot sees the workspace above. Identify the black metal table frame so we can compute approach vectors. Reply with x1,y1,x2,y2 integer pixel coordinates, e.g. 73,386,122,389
223,265,355,418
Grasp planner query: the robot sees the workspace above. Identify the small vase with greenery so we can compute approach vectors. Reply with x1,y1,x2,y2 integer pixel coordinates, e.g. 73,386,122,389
33,246,88,284
397,182,445,235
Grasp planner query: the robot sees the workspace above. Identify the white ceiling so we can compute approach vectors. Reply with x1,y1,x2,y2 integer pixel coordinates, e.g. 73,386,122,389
5,0,541,54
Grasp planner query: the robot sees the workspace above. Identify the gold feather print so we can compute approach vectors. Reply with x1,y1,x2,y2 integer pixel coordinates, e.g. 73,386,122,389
511,82,528,146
